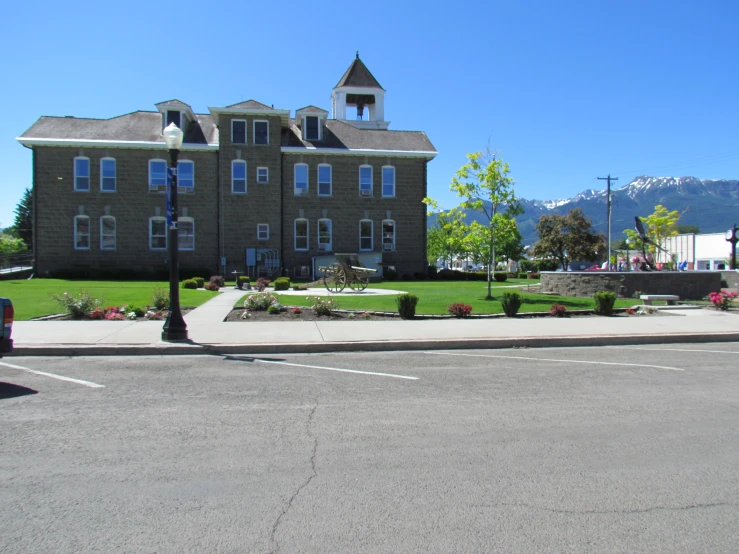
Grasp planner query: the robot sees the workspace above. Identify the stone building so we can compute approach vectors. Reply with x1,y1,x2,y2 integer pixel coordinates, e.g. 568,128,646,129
17,55,436,280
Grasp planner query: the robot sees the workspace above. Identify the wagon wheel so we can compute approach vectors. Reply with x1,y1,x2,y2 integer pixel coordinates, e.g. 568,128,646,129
348,272,369,292
323,264,346,293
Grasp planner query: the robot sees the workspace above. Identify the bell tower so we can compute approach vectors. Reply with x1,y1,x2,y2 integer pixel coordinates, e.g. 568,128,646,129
331,52,389,130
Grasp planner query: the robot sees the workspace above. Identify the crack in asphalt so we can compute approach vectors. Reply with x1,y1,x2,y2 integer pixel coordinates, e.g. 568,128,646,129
476,501,736,515
269,399,319,554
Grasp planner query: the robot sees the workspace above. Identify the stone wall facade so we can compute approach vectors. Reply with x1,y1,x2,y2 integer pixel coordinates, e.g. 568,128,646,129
540,271,723,300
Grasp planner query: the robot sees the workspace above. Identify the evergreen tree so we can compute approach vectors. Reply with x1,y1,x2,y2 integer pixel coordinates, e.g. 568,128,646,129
11,188,33,251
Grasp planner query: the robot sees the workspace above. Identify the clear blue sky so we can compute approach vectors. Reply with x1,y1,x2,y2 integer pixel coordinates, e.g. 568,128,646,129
2,0,737,228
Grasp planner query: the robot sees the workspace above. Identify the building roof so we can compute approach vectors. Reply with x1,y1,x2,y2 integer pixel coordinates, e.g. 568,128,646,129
334,54,384,90
19,111,218,146
226,99,273,110
155,99,192,108
282,119,435,158
296,105,329,114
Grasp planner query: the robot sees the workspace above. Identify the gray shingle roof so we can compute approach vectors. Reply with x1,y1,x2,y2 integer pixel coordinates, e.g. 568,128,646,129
335,55,384,90
296,105,329,114
226,99,273,110
155,99,191,108
282,119,435,154
20,111,218,145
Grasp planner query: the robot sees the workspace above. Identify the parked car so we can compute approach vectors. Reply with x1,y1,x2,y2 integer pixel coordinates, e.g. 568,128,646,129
0,298,14,357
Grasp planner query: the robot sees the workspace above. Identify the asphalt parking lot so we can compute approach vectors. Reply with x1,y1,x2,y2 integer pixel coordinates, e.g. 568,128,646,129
1,344,738,553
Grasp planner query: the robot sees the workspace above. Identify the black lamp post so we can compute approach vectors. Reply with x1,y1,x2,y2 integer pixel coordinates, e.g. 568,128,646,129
726,224,738,270
161,123,188,342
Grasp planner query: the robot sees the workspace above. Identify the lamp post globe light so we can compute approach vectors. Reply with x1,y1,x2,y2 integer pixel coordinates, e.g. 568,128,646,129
162,123,188,342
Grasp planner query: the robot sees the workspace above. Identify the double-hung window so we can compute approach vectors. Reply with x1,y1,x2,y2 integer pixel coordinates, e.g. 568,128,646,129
100,216,116,250
232,120,246,144
294,164,308,195
166,110,181,128
74,157,90,191
318,164,332,196
149,217,167,250
253,120,269,145
232,160,247,193
294,219,308,250
305,116,319,141
74,215,90,250
149,159,167,191
100,158,116,192
382,166,395,197
359,219,373,251
318,219,332,251
177,160,194,190
382,220,395,251
257,224,269,240
178,217,194,250
359,165,373,197
257,167,269,184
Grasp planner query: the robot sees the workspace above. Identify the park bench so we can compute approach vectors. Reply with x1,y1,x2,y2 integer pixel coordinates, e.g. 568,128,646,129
640,294,679,305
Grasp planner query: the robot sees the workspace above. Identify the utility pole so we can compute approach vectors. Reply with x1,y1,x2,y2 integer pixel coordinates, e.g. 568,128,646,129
598,174,618,270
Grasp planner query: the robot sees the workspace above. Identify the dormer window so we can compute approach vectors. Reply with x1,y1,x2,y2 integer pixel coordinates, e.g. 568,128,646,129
166,110,181,129
305,116,319,141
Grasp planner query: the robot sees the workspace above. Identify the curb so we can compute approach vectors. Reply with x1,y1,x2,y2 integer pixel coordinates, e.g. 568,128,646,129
8,331,739,357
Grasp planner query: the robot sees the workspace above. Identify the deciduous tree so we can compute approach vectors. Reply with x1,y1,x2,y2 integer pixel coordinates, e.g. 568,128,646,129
624,204,680,254
533,208,605,270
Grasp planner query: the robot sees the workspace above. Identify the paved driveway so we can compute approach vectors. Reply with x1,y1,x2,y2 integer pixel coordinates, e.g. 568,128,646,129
1,344,738,552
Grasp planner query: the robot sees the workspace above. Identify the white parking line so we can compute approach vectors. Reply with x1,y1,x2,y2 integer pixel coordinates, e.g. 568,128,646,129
608,346,739,355
423,352,684,371
252,358,419,380
0,361,106,388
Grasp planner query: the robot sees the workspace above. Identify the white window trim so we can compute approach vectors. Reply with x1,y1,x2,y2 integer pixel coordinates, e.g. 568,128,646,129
302,115,322,141
317,164,332,196
100,216,116,250
257,223,269,240
257,167,269,184
74,215,90,250
253,119,269,145
99,157,116,192
231,160,247,194
178,217,195,251
231,119,247,144
359,165,373,197
382,165,396,198
382,219,396,252
74,156,90,192
177,160,195,190
359,219,373,251
294,163,308,195
294,218,309,251
149,216,167,250
149,158,167,191
318,218,332,251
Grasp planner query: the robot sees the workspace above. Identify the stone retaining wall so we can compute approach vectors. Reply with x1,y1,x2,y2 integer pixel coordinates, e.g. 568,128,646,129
540,271,723,300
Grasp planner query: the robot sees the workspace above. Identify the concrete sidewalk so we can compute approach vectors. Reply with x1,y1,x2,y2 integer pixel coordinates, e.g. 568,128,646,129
8,287,739,356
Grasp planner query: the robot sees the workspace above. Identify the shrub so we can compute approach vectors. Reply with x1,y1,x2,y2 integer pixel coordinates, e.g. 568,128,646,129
519,259,536,273
549,304,568,317
384,268,398,281
447,303,472,318
518,272,528,279
593,291,616,315
267,304,281,315
237,276,250,289
705,290,738,311
493,272,508,282
209,275,225,287
51,291,104,318
501,291,522,317
255,278,270,291
194,277,205,289
311,296,338,316
273,277,290,291
126,305,146,318
292,306,302,314
528,273,540,279
537,259,559,272
204,283,220,291
181,279,198,289
438,269,457,280
396,293,419,319
412,272,427,280
244,292,278,311
152,287,169,310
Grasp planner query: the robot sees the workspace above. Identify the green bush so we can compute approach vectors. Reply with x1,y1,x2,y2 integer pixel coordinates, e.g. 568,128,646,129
593,291,616,315
209,275,225,287
152,287,169,310
384,269,398,281
501,291,522,317
273,277,290,291
518,272,528,279
50,291,104,318
194,277,205,288
493,272,508,282
311,297,338,316
238,276,250,286
127,305,147,317
181,279,198,289
396,293,419,319
267,304,281,315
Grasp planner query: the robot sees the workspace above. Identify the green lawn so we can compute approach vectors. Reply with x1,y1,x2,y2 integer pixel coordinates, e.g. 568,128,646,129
236,280,636,315
0,279,219,320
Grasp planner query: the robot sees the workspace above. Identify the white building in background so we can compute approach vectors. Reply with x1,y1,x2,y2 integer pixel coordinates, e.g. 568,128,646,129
658,232,735,270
